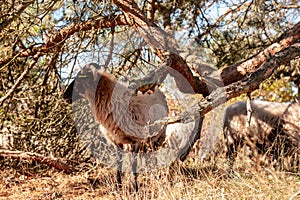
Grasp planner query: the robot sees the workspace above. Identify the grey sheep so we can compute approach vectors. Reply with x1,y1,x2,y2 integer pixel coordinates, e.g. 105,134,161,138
223,99,300,170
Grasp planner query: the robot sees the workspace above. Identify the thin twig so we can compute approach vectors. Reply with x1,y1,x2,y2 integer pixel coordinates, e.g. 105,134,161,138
0,52,41,106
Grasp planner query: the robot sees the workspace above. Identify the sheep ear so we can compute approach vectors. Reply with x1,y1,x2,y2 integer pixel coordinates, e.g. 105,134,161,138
63,79,83,103
91,67,102,83
63,80,75,103
86,63,102,83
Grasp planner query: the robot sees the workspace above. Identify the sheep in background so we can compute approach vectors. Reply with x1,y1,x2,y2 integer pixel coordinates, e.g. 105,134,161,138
63,63,168,191
281,99,300,139
279,99,300,168
223,99,300,170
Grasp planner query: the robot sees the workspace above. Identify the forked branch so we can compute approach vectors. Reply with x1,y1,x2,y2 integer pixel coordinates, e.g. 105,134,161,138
150,43,300,127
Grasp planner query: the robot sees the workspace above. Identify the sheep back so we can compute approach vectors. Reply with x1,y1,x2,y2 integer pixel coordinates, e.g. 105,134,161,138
223,100,290,156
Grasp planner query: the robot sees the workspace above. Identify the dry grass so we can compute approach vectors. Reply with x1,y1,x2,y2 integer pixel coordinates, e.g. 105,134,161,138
1,156,300,200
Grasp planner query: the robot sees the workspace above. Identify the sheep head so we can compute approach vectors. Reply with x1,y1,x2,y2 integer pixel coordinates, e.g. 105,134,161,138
63,63,102,103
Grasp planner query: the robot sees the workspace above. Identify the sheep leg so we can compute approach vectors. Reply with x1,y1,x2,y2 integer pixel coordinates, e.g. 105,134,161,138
226,143,235,172
116,145,123,189
224,126,236,173
131,144,139,192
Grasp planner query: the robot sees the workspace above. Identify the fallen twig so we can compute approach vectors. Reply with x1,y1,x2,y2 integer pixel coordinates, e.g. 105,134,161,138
0,149,75,174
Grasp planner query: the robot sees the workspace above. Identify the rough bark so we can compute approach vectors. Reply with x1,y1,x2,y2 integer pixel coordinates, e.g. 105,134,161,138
150,43,300,127
113,0,209,94
221,21,300,85
113,0,300,95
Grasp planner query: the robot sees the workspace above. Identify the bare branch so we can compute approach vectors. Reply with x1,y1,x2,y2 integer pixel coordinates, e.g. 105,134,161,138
128,63,169,93
0,14,129,67
0,0,35,31
196,2,253,39
221,21,300,85
150,43,300,127
165,20,300,91
0,149,75,174
113,0,209,94
104,27,115,70
0,52,42,106
113,0,300,96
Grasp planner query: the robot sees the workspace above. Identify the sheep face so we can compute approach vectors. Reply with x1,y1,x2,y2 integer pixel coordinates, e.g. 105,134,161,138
63,63,103,104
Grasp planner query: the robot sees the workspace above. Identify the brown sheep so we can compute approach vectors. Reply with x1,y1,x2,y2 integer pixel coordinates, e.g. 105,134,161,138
63,63,168,191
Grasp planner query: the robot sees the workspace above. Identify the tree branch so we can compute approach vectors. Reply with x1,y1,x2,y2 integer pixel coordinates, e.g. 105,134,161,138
0,0,35,31
196,2,251,39
113,0,300,96
113,0,209,94
0,149,75,174
150,43,300,127
128,63,169,93
0,14,129,67
221,21,300,85
0,52,41,106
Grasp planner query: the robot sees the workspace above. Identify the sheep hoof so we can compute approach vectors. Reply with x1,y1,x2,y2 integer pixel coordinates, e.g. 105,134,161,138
133,184,138,192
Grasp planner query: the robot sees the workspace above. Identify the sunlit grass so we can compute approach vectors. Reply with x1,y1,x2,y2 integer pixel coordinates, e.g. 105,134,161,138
1,156,300,200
